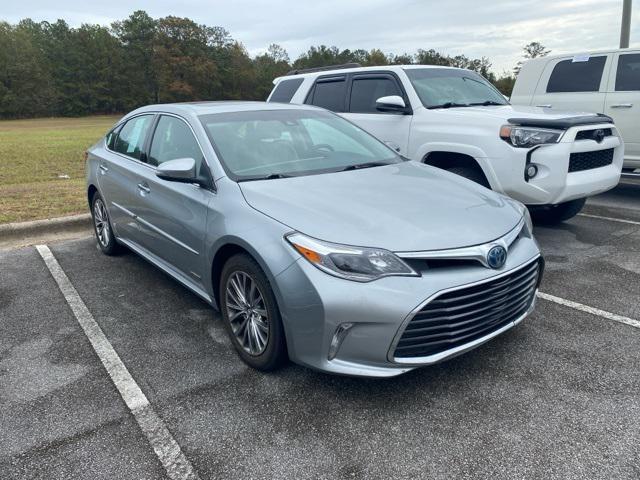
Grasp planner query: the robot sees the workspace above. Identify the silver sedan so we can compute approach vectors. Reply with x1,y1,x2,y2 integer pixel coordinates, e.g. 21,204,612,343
86,101,543,377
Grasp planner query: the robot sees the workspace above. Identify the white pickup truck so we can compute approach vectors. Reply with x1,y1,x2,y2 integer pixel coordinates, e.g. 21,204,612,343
268,64,624,223
510,49,639,175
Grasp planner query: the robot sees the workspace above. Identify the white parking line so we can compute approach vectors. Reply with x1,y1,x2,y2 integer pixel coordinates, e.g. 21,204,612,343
36,245,199,480
578,213,640,226
537,291,640,330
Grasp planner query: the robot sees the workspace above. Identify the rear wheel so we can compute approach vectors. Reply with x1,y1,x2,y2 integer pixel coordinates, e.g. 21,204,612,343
446,166,491,189
530,198,586,224
91,192,121,255
219,254,287,371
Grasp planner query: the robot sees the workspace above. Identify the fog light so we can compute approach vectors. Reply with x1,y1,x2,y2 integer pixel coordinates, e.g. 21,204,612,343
328,323,354,360
526,164,538,180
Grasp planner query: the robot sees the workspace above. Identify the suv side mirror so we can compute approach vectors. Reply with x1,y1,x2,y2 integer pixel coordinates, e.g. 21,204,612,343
156,158,197,183
376,95,408,113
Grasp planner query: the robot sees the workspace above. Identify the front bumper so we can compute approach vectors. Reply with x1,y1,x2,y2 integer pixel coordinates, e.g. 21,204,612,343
274,233,541,377
487,124,624,205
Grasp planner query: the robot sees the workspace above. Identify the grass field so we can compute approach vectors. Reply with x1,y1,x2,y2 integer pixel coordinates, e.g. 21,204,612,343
0,115,121,223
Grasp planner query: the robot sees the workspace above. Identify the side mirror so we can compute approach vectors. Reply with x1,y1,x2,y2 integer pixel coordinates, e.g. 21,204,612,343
376,95,408,113
156,158,197,183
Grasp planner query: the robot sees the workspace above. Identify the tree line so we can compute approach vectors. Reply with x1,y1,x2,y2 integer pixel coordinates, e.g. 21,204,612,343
0,10,547,119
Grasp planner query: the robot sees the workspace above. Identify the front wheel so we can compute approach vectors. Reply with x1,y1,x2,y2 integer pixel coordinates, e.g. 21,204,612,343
446,166,491,189
219,254,287,371
530,198,586,224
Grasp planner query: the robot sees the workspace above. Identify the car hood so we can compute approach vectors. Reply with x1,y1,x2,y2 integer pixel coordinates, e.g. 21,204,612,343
238,161,522,252
426,104,603,123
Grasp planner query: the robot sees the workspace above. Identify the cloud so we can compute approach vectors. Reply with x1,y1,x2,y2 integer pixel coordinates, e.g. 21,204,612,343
4,0,638,73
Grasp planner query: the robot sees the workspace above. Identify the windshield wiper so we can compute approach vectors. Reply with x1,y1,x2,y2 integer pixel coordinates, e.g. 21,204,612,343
338,161,393,172
237,173,294,182
427,102,470,109
469,100,505,106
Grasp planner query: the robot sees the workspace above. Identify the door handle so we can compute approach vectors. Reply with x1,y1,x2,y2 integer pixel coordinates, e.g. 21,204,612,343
610,103,633,108
99,164,109,174
536,104,552,108
137,183,151,194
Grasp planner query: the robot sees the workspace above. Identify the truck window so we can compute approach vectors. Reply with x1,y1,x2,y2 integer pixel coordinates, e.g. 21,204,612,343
269,78,304,102
615,53,640,91
306,78,347,112
546,56,606,93
349,77,402,113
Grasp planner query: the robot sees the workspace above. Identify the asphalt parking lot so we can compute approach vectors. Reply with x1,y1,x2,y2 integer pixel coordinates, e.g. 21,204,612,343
1,181,639,480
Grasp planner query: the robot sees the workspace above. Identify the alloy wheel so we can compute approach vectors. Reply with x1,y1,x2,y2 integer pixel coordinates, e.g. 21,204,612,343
225,271,270,356
93,198,110,248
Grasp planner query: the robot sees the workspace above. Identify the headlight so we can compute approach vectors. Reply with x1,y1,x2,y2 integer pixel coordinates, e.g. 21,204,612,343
286,232,419,282
500,125,563,148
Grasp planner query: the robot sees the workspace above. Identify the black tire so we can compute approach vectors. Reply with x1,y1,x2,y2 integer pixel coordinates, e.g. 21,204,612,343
446,166,491,188
219,253,287,371
90,191,121,255
531,198,586,225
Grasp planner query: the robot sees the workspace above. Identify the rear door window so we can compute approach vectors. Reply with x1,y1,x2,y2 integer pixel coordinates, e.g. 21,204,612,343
349,77,402,113
546,56,606,93
615,53,640,91
306,77,347,112
105,125,121,149
112,115,154,161
269,78,304,102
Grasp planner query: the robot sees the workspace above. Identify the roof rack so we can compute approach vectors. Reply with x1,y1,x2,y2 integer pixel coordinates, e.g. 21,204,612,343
286,63,362,76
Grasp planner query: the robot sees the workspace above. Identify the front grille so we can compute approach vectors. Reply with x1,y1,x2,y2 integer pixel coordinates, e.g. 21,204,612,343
568,148,614,173
575,128,612,141
393,259,541,359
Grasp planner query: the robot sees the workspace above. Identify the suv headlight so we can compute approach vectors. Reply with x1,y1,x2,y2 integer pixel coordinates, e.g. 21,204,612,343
500,125,563,148
286,232,419,282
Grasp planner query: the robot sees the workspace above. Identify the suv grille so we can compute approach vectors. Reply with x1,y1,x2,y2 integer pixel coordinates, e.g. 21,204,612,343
393,259,541,359
568,148,614,173
575,128,612,141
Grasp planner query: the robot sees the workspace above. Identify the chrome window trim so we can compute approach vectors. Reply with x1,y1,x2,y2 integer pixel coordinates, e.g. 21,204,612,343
386,254,541,364
105,111,217,191
394,218,525,268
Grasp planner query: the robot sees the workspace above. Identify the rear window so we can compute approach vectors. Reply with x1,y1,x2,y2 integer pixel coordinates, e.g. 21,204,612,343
269,78,304,103
306,78,347,112
546,56,606,93
615,53,640,91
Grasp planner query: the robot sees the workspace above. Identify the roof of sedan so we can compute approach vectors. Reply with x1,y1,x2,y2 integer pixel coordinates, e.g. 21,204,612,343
132,101,317,117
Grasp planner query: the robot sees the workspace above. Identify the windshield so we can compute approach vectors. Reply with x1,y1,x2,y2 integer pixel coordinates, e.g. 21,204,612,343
405,68,508,109
200,109,401,181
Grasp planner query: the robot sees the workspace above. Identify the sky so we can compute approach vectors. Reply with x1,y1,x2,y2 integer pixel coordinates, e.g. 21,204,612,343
3,0,639,74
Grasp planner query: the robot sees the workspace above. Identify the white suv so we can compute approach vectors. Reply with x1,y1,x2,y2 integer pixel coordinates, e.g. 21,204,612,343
511,49,639,174
268,64,624,223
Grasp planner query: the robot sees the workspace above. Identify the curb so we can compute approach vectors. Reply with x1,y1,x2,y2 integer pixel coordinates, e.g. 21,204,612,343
0,213,93,243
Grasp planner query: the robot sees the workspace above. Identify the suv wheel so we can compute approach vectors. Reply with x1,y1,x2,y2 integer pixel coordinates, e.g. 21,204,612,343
531,198,586,224
219,254,287,371
91,192,121,255
447,166,491,189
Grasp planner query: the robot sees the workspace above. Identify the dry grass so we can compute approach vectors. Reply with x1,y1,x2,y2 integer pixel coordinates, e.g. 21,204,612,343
0,115,121,223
